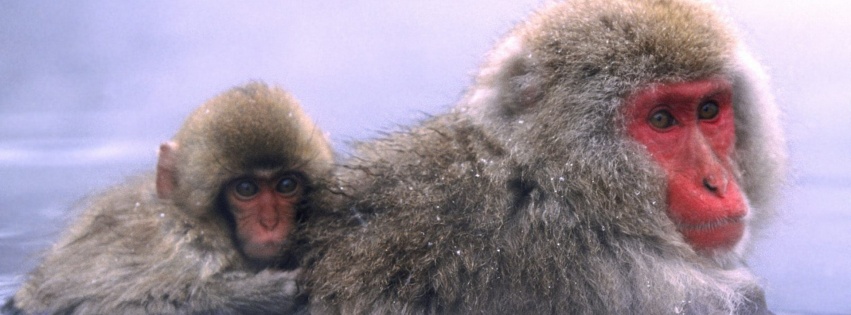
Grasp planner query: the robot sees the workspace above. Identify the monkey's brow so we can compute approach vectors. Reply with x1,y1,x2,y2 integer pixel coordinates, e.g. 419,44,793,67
250,168,286,178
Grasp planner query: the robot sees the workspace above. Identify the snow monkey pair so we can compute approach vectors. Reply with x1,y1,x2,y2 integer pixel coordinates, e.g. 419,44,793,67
6,0,785,314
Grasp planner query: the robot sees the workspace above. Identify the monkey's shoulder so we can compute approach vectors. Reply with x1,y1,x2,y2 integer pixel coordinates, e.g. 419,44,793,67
348,115,503,190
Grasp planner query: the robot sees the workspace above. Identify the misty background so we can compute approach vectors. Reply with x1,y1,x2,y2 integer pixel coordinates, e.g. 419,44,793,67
1,1,849,314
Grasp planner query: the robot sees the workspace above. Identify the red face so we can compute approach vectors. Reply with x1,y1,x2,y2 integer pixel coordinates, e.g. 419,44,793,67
624,78,747,252
226,173,303,264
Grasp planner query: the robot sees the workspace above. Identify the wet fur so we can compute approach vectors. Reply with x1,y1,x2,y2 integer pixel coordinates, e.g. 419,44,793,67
302,0,784,314
6,83,332,314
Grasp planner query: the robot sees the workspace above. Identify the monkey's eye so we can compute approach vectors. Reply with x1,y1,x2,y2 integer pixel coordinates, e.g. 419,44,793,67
233,180,259,198
276,176,301,196
698,101,720,120
648,110,676,129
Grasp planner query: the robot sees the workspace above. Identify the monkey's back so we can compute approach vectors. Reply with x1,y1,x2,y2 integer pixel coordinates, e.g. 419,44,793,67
306,114,629,314
10,174,243,314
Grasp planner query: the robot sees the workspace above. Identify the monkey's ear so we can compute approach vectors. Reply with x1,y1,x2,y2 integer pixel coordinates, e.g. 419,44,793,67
466,36,542,119
156,141,179,200
489,38,542,114
505,71,542,112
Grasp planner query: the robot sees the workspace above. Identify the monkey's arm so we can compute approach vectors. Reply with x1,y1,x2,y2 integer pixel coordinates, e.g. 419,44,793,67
138,205,305,314
192,269,305,315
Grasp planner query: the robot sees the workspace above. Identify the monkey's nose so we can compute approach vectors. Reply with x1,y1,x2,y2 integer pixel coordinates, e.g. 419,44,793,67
260,217,278,230
702,175,728,196
258,206,280,230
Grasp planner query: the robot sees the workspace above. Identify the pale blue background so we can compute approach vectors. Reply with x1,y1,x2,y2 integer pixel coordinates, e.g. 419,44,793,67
1,1,849,314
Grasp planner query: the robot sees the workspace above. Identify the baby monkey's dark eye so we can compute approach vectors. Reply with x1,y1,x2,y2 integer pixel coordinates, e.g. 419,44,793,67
233,180,259,198
276,176,300,196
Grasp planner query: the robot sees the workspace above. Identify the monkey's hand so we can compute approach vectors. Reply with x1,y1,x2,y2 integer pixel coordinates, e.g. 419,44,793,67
206,269,304,315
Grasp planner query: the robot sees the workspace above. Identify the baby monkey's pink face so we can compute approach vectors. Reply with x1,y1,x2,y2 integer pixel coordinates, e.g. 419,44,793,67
227,172,303,264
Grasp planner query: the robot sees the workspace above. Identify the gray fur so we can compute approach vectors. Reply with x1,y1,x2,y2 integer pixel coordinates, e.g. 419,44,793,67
6,83,332,314
303,0,784,314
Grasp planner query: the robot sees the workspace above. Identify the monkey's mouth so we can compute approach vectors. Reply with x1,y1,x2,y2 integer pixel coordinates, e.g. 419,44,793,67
676,214,743,231
675,215,745,250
